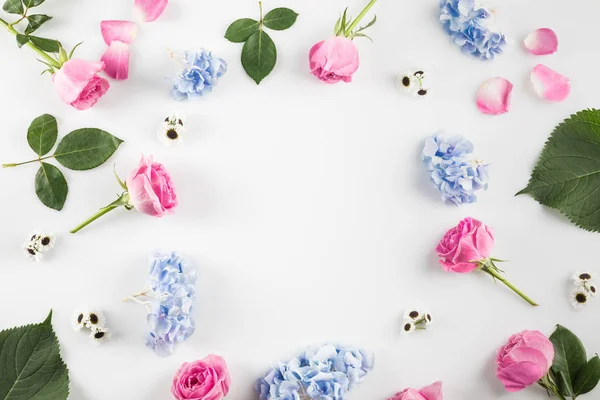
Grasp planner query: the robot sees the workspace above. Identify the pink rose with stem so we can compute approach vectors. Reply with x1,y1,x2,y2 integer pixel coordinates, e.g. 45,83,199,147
388,381,443,400
171,355,231,400
70,155,177,233
308,0,377,84
436,217,538,306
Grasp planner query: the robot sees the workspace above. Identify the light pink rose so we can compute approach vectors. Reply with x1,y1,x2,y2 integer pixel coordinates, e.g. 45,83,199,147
309,36,359,84
52,59,110,110
171,355,231,400
126,155,177,217
436,217,494,273
496,330,554,392
388,381,443,400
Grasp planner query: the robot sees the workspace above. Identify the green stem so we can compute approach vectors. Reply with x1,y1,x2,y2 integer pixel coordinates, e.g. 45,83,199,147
538,375,567,400
70,193,130,234
2,155,54,168
258,1,263,25
345,0,377,36
481,261,538,306
0,16,61,68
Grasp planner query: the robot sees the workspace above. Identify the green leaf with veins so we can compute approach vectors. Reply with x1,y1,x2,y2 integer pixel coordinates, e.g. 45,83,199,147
16,33,29,47
2,0,23,15
54,128,124,170
224,18,259,42
574,355,600,396
29,36,61,52
549,325,587,396
25,14,52,34
262,7,298,31
23,0,45,7
241,30,277,85
27,113,57,156
35,162,68,210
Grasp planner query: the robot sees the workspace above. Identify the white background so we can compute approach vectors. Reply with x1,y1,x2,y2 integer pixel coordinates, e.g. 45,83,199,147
1,0,600,399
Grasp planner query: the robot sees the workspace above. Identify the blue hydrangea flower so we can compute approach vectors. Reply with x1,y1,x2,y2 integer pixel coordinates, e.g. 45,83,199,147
144,250,197,356
423,135,489,205
171,50,227,100
439,0,506,60
255,344,374,400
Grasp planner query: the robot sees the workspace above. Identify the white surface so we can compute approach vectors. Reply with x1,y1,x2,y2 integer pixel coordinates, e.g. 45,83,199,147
1,0,600,399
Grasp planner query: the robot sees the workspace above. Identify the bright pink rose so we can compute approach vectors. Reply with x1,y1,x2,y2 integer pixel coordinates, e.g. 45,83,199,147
126,155,177,217
388,381,443,400
309,36,359,84
52,59,110,110
496,330,554,392
436,217,494,273
171,355,231,400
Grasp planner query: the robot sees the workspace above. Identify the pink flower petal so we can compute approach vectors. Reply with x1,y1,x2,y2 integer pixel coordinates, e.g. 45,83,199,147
134,0,168,22
524,28,558,55
100,20,137,45
531,64,570,102
101,41,130,80
476,77,513,115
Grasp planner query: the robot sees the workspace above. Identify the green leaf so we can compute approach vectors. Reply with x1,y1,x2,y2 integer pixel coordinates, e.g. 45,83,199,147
550,325,588,395
574,355,600,396
2,0,23,15
517,109,600,232
35,163,68,211
25,14,52,34
224,18,259,43
23,0,44,6
29,36,61,52
355,14,376,33
54,128,124,171
340,8,349,35
554,370,574,397
263,7,298,31
0,310,69,399
16,33,29,48
241,30,277,85
27,114,57,156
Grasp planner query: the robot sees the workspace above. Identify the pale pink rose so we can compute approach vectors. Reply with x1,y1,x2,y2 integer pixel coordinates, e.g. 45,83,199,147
436,217,494,273
388,381,443,400
126,155,177,217
171,355,231,400
496,330,554,392
309,36,359,84
52,59,110,110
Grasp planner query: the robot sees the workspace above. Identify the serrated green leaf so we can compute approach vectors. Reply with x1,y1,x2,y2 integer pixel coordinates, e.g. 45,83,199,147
25,14,52,34
35,163,68,210
241,30,277,85
224,18,259,43
0,310,69,399
263,7,298,30
54,128,124,171
574,355,600,396
550,325,588,396
517,109,600,232
16,33,29,48
29,36,60,52
23,0,44,6
27,114,57,156
2,0,23,15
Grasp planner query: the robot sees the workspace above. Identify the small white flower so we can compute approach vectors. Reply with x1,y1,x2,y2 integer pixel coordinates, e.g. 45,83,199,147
424,312,433,326
571,288,589,310
36,232,55,252
397,69,429,97
572,272,595,283
587,283,597,297
85,309,106,329
403,309,421,322
72,307,89,331
23,243,42,262
90,327,111,345
158,113,185,147
401,321,416,335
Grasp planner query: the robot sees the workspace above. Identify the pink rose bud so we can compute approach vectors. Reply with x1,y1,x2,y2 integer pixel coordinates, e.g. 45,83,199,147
171,355,231,400
52,59,110,110
126,155,177,217
388,381,443,400
436,217,494,273
496,330,554,392
309,36,360,84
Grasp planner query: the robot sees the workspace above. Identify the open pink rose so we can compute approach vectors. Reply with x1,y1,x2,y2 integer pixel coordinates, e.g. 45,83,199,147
309,36,359,84
496,330,554,392
388,381,443,400
126,155,177,217
436,217,494,273
52,59,110,110
171,355,231,400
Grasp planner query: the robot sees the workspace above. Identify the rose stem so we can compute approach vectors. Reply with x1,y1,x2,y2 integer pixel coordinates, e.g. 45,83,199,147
481,264,539,306
0,17,61,68
345,0,377,36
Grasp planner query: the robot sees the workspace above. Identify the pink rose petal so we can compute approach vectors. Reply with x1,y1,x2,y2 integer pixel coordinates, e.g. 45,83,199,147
524,28,558,55
531,64,570,102
100,20,137,45
476,77,513,115
101,41,130,80
134,0,168,22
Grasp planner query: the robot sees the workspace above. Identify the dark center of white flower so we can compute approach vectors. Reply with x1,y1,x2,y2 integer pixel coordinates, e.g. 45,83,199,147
27,248,36,255
167,129,178,140
409,311,419,319
94,331,105,339
404,323,412,331
41,237,50,246
89,313,99,324
591,286,596,294
418,89,428,96
580,273,592,280
576,293,587,303
402,77,411,87
77,314,84,323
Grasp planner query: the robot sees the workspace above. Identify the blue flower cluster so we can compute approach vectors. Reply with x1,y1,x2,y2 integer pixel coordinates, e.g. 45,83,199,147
171,49,227,101
439,0,506,60
144,250,197,356
422,134,489,205
255,344,374,400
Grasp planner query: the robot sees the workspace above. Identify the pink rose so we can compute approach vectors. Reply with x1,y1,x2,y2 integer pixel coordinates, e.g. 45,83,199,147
496,330,554,392
171,355,231,400
388,381,443,400
126,155,177,217
52,59,110,110
309,36,359,84
436,217,494,273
